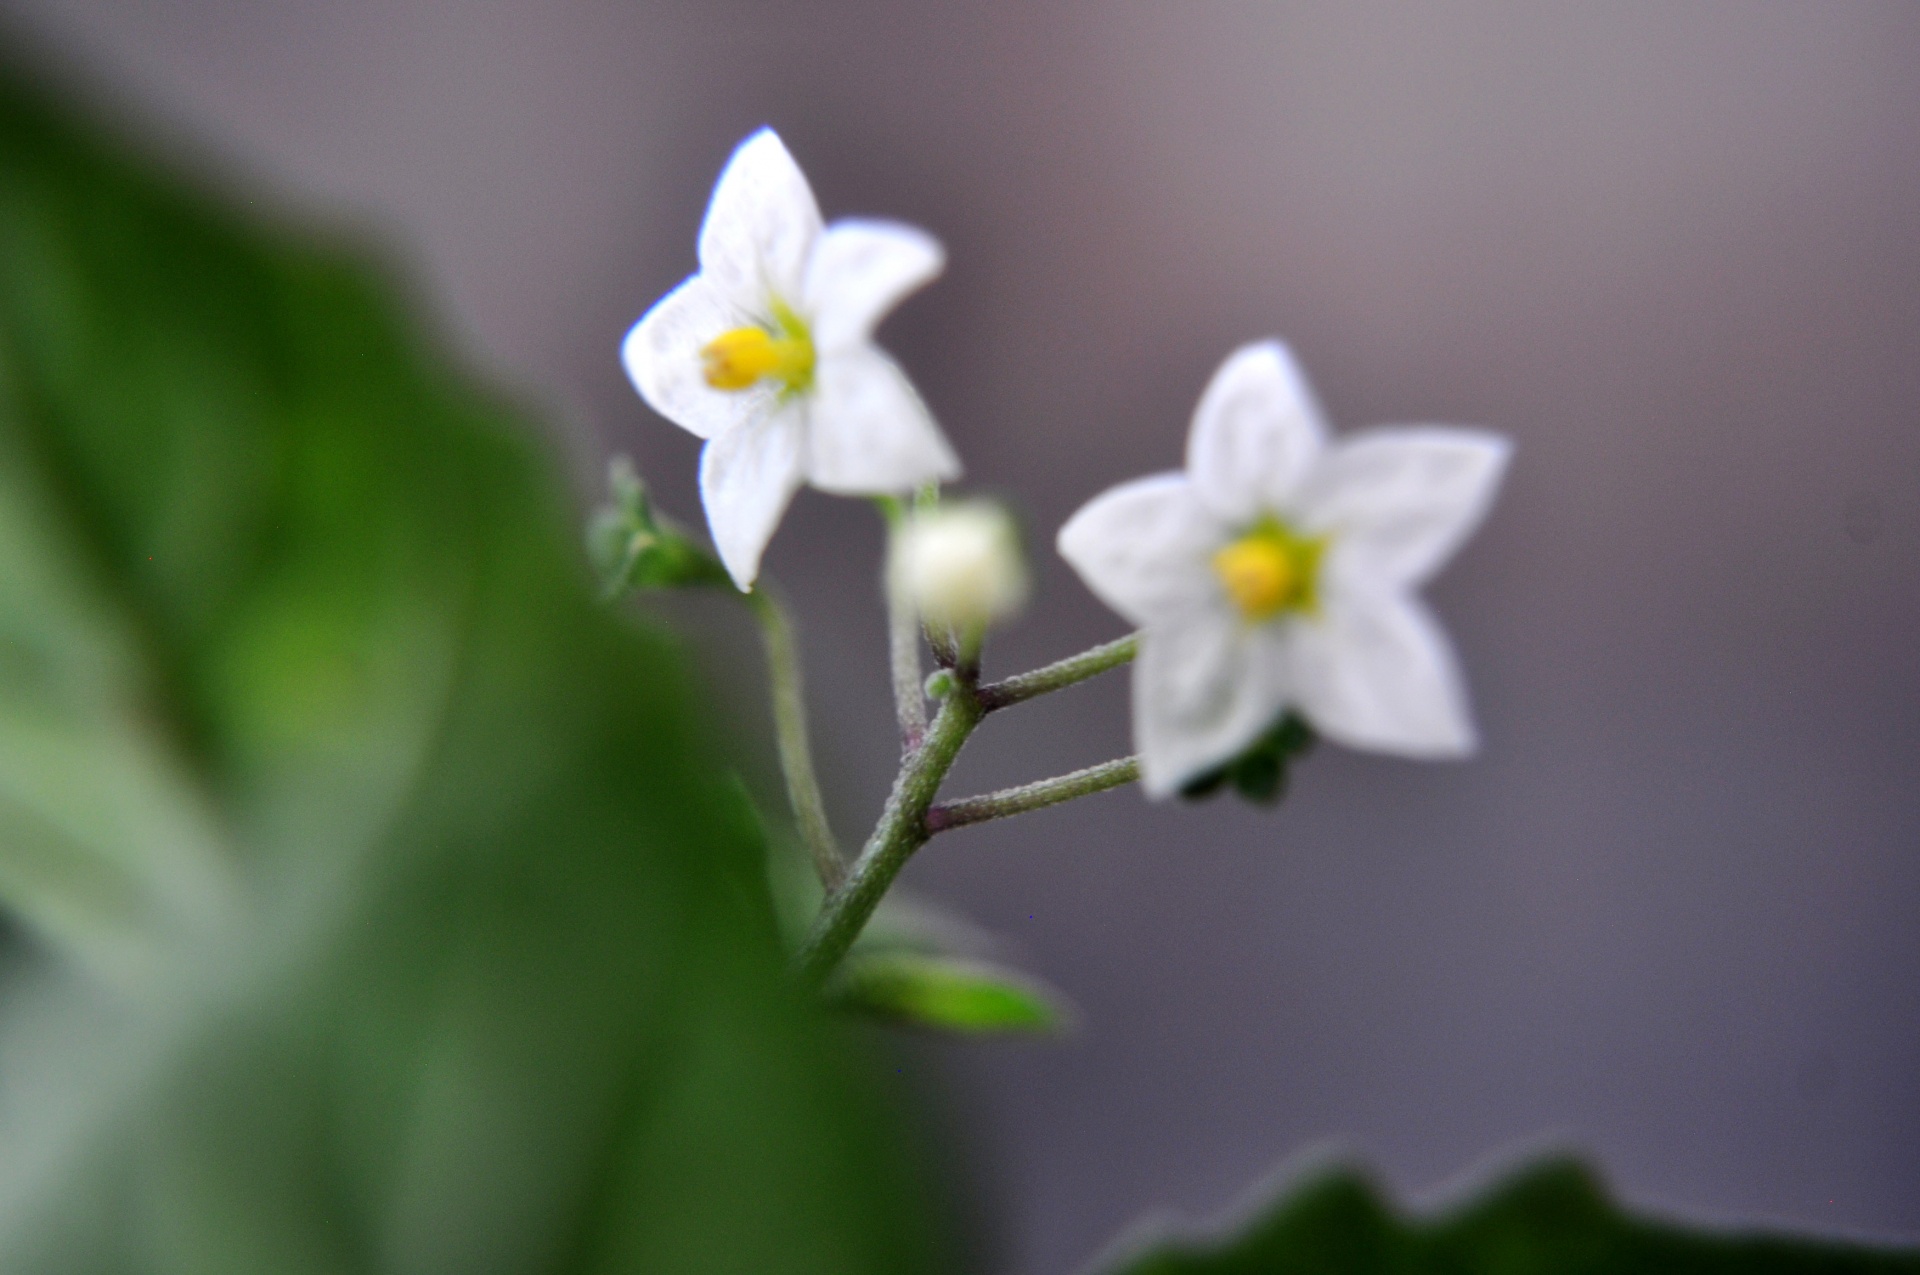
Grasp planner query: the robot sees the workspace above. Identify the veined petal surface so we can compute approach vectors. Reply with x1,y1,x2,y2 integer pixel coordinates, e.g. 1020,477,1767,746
1299,428,1511,585
622,275,758,441
805,220,945,353
1291,586,1474,757
1134,618,1291,797
1056,475,1224,628
699,405,807,589
697,128,822,306
1186,341,1328,523
805,348,960,494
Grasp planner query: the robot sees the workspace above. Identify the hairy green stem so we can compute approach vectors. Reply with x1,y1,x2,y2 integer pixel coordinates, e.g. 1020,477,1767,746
795,690,984,985
794,632,1143,985
880,503,928,751
976,633,1137,711
749,588,844,890
926,756,1139,832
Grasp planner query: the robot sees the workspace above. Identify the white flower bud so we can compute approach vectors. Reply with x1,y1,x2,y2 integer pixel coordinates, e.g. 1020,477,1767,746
892,502,1029,632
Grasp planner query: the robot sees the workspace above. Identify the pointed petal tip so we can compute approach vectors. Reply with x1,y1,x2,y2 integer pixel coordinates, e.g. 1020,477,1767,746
1296,708,1479,763
804,348,963,494
1232,336,1300,372
1291,590,1482,762
1187,339,1329,520
711,524,767,592
1467,428,1515,503
710,127,802,210
618,316,644,388
1300,425,1514,587
707,504,765,591
1434,426,1516,480
1135,759,1182,801
1211,339,1315,401
618,276,753,441
1387,729,1480,762
698,410,805,594
700,126,821,304
1371,714,1479,760
618,309,662,399
805,219,948,352
733,124,790,161
1054,474,1218,629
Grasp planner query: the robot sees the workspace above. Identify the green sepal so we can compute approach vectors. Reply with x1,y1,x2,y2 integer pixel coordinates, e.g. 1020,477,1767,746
826,952,1070,1036
1181,711,1317,805
588,456,731,596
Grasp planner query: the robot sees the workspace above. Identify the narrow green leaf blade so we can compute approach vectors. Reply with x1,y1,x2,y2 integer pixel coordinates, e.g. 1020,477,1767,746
831,952,1069,1035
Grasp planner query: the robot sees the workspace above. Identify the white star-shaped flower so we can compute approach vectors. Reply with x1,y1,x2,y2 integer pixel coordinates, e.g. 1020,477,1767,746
622,128,962,589
1058,342,1510,798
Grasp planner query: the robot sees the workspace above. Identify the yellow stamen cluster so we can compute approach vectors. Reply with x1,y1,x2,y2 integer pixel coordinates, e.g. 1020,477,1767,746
700,301,815,395
1212,521,1324,621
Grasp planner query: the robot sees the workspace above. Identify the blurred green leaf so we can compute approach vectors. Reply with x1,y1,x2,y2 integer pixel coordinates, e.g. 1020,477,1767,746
0,60,952,1274
1096,1157,1920,1274
828,952,1068,1036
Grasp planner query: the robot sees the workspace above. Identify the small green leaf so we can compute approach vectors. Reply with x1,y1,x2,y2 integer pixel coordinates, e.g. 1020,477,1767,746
587,456,730,596
829,952,1069,1035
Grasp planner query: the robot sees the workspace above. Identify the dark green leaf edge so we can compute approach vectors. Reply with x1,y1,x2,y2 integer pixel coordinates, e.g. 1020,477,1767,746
1089,1151,1920,1275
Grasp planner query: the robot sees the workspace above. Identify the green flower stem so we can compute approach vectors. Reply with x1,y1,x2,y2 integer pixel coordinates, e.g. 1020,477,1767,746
925,756,1139,833
795,690,985,985
879,502,928,751
794,633,1145,985
975,633,1138,711
748,588,845,890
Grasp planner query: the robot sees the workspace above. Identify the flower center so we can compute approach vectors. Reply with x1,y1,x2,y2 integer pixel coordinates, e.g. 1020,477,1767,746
1212,520,1325,621
700,300,815,395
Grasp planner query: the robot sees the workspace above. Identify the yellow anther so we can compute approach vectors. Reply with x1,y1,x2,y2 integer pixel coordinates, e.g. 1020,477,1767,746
1212,522,1323,621
700,303,815,394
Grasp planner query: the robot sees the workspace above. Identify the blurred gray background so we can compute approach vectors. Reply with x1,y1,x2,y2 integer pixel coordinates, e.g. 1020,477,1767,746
8,2,1919,1271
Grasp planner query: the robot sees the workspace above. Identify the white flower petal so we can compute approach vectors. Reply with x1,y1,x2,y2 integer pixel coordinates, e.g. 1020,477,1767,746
698,404,806,590
804,220,945,354
1298,427,1511,585
1292,587,1475,758
697,128,822,307
1133,618,1291,798
1056,475,1225,628
804,347,960,494
621,275,761,441
1185,341,1329,523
